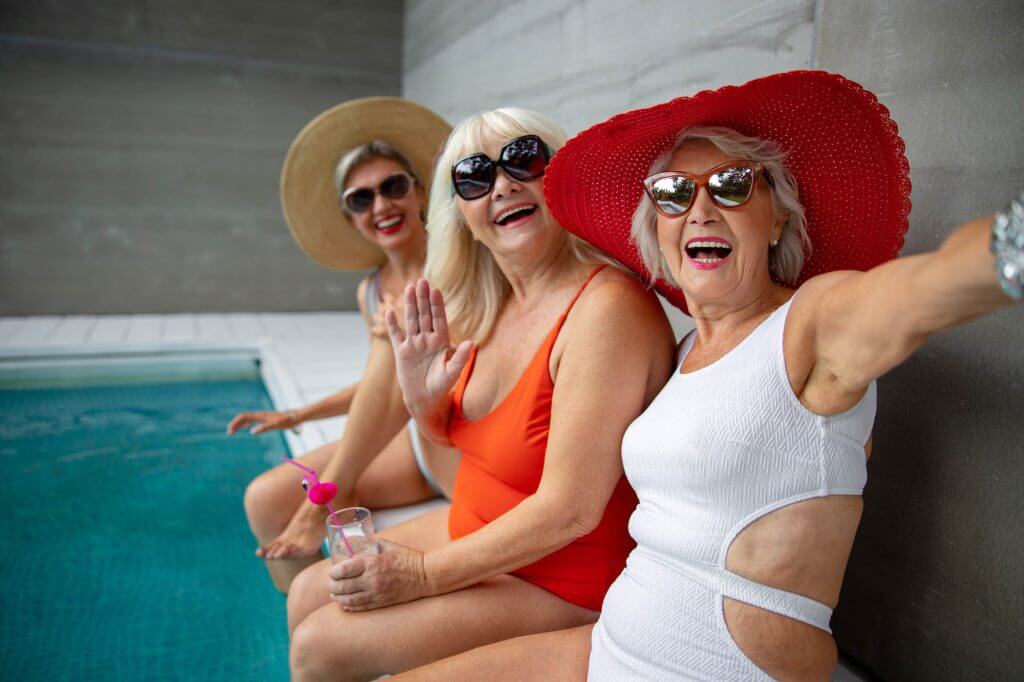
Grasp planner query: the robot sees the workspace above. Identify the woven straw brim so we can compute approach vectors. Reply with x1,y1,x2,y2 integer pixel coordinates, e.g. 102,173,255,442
281,97,452,270
543,70,911,312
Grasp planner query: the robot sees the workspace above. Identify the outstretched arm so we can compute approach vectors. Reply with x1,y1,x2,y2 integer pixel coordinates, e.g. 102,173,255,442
795,208,1020,412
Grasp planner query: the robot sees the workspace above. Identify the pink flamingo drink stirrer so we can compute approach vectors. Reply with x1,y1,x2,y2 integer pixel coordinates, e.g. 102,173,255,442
282,455,354,558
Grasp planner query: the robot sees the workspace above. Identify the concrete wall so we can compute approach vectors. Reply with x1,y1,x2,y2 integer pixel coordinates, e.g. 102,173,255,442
815,2,1024,680
0,0,402,314
404,0,816,136
404,0,815,336
405,0,1024,678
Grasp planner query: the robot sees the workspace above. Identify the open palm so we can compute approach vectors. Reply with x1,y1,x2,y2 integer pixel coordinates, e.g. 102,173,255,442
385,279,472,417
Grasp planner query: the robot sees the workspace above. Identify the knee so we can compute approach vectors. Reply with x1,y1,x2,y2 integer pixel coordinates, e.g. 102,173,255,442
287,563,326,634
243,472,283,536
290,610,334,682
290,609,361,682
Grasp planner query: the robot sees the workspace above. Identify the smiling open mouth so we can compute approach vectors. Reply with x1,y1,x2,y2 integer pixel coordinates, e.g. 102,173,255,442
494,205,537,226
685,239,733,264
375,215,403,233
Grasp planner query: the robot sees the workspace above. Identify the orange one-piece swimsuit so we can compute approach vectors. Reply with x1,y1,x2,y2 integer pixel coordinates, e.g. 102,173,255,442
447,266,638,612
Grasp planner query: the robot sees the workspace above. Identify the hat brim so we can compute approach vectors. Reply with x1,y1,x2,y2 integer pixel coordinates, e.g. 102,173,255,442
280,97,452,270
543,70,911,313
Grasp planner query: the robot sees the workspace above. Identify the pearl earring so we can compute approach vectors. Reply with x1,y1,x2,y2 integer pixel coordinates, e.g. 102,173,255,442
770,239,779,247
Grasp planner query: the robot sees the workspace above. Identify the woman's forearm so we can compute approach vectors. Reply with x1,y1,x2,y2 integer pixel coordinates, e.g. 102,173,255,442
318,339,412,499
421,491,598,596
910,214,1017,334
294,383,359,423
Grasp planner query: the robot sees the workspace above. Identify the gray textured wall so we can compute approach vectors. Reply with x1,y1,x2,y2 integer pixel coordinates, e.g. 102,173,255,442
0,0,402,314
405,1,1024,679
815,2,1024,680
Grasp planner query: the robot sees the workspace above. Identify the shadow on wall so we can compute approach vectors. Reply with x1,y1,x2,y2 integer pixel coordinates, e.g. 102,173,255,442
833,312,1024,680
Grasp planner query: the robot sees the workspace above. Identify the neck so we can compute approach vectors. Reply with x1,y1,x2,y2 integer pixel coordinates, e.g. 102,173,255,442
686,278,791,346
496,238,583,309
381,231,427,283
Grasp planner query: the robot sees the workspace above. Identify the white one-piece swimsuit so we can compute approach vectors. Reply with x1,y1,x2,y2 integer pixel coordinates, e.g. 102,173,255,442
589,298,876,681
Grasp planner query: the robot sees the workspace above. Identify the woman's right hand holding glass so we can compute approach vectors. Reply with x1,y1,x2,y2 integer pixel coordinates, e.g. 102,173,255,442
384,279,473,422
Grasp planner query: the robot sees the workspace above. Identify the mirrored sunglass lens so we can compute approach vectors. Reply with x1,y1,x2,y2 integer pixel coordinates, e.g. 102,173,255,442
708,166,754,206
345,189,374,213
651,177,695,215
380,173,411,198
502,137,546,180
453,156,495,199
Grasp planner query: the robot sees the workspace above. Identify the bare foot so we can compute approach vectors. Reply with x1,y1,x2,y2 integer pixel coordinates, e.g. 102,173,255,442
258,505,330,560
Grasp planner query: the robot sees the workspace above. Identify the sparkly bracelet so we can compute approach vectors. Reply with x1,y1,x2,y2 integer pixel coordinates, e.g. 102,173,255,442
288,410,302,434
992,190,1024,300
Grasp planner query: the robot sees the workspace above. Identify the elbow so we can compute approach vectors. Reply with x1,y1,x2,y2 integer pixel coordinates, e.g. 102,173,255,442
532,490,606,542
566,505,604,539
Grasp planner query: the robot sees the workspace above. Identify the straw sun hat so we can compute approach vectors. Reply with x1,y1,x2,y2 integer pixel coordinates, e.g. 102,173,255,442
280,97,452,270
543,70,912,312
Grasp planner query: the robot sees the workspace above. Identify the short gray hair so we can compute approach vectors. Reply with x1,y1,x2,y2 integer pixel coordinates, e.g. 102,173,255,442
631,126,811,286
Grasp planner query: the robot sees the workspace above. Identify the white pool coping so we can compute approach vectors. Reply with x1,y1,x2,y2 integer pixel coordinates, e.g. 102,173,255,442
0,312,445,528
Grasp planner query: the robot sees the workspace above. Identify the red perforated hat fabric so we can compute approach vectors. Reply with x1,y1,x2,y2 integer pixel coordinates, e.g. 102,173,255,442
543,70,912,313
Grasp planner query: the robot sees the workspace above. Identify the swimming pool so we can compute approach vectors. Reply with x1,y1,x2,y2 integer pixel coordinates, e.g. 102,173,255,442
0,354,291,680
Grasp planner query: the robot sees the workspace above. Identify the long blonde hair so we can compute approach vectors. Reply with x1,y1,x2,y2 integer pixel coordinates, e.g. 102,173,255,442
425,108,611,344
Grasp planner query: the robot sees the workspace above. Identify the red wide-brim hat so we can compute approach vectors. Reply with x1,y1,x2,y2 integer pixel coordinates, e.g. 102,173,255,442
543,70,911,312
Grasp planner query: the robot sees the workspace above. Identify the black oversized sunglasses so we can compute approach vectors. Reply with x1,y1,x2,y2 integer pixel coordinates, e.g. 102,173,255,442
451,135,551,200
340,171,414,214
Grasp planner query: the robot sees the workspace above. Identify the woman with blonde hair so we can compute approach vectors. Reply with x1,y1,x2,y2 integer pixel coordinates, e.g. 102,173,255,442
228,98,460,594
284,107,675,681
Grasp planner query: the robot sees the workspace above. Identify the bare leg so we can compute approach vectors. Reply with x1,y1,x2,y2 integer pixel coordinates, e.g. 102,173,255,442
244,442,335,593
354,427,448,509
289,524,598,682
287,505,451,631
244,426,442,593
394,623,594,681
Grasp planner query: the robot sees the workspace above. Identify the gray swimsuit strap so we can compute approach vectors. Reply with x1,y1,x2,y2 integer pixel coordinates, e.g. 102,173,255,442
364,268,383,319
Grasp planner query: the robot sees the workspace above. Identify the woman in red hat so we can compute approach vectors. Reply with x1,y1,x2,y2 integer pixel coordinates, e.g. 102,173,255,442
392,71,1023,680
285,107,675,680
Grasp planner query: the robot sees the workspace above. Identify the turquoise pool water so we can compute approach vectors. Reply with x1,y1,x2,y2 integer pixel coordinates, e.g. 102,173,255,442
0,359,291,680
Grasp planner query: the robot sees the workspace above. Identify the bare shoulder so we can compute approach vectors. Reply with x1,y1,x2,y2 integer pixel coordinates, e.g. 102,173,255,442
576,267,668,324
567,266,674,354
788,270,862,329
785,270,865,399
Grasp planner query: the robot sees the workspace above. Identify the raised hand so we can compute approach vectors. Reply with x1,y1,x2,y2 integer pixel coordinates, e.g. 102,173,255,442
384,279,473,420
226,410,298,436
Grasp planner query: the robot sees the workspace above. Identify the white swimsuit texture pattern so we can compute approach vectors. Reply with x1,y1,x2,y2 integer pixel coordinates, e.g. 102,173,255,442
589,298,876,681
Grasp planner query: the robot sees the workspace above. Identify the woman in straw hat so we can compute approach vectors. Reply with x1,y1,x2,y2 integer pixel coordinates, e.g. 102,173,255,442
392,71,1023,680
227,98,461,594
285,107,675,680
